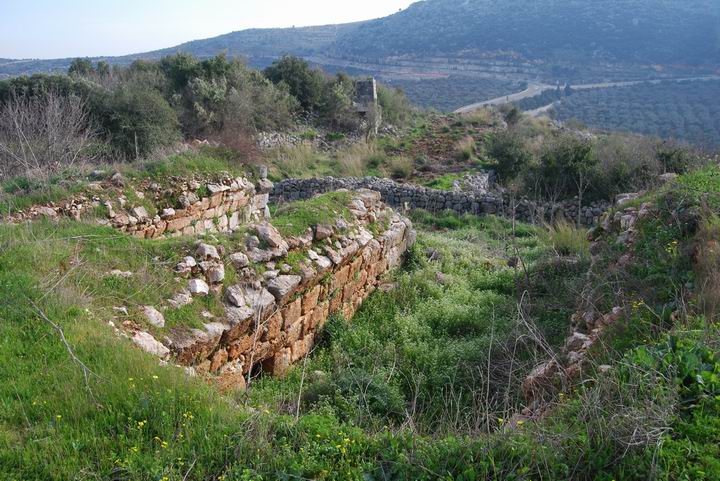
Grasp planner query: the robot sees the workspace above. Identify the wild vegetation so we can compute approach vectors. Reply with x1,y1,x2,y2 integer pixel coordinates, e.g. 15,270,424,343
2,162,720,479
0,53,414,184
0,42,719,480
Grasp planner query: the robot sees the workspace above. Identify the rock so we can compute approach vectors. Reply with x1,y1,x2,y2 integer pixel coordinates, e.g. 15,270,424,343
161,208,176,219
255,222,284,248
225,285,275,312
132,206,149,221
205,265,225,284
174,257,197,278
267,275,302,301
257,178,274,194
620,214,636,230
196,243,220,261
263,270,279,281
615,193,639,208
36,206,57,218
207,183,224,195
314,256,333,271
167,291,193,309
659,173,678,183
143,306,165,328
323,246,343,265
131,331,170,359
110,172,125,187
229,252,249,269
563,332,591,352
188,278,210,296
522,360,559,401
246,235,260,250
435,272,448,285
314,224,334,241
109,269,133,278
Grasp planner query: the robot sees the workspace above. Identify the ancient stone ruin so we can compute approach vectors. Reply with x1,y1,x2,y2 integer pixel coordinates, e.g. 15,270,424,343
354,78,380,133
3,172,416,390
123,189,415,390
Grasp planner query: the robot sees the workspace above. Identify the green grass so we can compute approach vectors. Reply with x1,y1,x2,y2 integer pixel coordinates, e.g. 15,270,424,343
270,191,352,237
544,221,590,257
0,176,87,216
128,147,247,182
422,172,464,191
2,169,720,480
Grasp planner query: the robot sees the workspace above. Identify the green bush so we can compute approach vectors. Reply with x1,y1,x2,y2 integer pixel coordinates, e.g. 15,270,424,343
486,130,532,182
103,84,181,158
264,55,325,112
377,84,413,126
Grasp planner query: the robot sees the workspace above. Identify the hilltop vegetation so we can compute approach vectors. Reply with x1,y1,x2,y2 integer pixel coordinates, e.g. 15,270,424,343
0,53,413,181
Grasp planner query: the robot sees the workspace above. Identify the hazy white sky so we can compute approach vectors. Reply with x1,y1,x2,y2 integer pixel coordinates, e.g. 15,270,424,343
1,0,416,59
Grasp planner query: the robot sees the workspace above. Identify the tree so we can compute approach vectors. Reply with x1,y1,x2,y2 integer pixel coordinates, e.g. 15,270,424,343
68,58,94,77
96,61,111,77
263,56,325,112
487,130,532,183
538,134,595,225
103,85,180,159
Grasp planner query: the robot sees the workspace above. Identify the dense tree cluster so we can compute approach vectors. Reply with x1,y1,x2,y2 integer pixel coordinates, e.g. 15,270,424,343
0,54,413,166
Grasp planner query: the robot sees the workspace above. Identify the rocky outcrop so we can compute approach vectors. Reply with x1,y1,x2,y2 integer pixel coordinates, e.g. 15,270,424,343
273,177,609,226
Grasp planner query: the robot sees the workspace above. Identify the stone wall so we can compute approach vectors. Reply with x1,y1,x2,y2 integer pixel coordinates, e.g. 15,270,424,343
127,190,415,389
108,177,272,239
272,177,610,226
4,174,273,240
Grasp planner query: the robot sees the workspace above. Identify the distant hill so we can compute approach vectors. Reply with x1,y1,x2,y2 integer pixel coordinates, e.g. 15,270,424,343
2,0,718,81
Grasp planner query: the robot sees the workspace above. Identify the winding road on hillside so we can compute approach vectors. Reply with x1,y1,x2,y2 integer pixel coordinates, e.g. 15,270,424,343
454,75,720,114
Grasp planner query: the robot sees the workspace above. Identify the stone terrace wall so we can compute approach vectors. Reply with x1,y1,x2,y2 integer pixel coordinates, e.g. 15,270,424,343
5,175,273,240
272,177,610,226
129,190,415,389
109,177,273,239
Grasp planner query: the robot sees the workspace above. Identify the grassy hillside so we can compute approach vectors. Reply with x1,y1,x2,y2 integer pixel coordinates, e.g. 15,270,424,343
2,143,720,479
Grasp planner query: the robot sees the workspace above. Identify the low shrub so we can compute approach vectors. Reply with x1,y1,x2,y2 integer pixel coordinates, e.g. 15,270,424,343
386,156,413,179
545,221,590,257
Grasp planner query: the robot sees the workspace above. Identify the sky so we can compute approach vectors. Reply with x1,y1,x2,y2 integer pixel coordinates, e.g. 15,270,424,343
1,0,416,59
